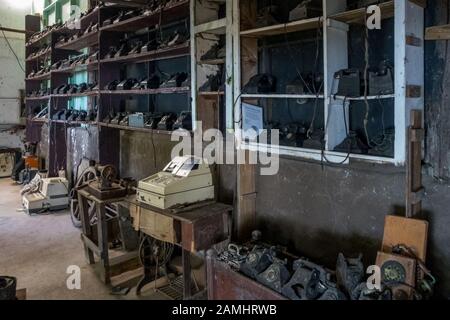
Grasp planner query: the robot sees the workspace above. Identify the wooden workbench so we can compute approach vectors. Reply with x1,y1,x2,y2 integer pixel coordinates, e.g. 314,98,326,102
123,196,233,299
78,188,139,285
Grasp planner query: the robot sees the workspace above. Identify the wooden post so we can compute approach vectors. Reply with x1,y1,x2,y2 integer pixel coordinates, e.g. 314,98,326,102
182,249,192,299
236,150,256,242
405,110,424,218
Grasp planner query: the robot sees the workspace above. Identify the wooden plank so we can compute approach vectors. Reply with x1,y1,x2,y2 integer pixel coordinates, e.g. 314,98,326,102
110,267,144,288
207,254,286,300
382,215,428,261
139,207,178,244
182,249,192,299
240,17,322,37
330,1,394,24
406,111,423,218
425,24,450,40
16,288,27,300
181,213,227,252
108,251,140,278
409,0,427,8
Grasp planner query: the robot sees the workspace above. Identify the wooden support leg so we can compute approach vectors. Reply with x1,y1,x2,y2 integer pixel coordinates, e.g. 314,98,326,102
182,249,192,300
97,202,110,285
78,193,95,264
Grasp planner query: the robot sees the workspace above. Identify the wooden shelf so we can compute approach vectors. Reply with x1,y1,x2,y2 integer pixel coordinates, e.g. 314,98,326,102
52,91,99,98
99,0,189,32
199,91,225,99
240,17,323,38
55,30,99,50
26,72,52,81
330,1,394,24
100,42,190,64
26,49,52,62
52,62,99,74
195,18,227,35
332,94,395,101
425,24,450,40
25,95,51,101
98,122,191,137
31,118,48,124
241,93,324,99
100,87,190,95
198,58,225,65
51,120,98,126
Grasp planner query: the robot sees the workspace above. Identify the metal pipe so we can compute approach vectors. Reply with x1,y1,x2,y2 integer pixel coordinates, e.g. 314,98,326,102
0,27,27,35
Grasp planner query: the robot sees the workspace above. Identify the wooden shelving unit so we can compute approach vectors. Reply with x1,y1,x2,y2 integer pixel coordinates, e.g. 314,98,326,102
191,0,234,131
232,0,425,165
25,1,193,176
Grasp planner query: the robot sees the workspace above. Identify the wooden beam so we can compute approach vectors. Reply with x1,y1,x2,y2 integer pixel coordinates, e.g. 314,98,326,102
405,110,423,218
425,24,450,40
409,0,427,8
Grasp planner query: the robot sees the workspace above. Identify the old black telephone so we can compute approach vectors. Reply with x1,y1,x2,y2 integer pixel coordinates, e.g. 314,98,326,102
242,74,277,94
173,111,192,131
116,78,138,91
157,113,177,131
104,80,120,91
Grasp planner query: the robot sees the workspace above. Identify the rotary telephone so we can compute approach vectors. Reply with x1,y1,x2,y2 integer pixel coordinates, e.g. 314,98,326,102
104,80,120,91
117,78,138,91
160,72,189,88
157,113,177,131
173,111,192,131
243,74,277,94
145,113,163,129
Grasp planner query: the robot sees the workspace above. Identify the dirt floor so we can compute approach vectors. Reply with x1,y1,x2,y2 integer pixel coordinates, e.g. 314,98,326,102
0,178,164,300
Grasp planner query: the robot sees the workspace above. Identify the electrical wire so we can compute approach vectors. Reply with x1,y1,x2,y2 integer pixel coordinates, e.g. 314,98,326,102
321,96,351,165
0,23,25,73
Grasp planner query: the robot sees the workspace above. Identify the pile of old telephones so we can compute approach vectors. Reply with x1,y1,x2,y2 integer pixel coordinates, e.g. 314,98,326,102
102,110,191,131
217,231,386,300
52,106,98,123
103,71,190,93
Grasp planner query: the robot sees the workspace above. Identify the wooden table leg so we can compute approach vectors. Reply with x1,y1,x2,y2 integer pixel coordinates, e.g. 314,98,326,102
182,249,191,299
78,193,94,264
97,202,110,285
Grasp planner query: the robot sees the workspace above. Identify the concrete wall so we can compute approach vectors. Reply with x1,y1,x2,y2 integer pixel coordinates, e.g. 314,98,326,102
251,2,450,299
255,159,450,299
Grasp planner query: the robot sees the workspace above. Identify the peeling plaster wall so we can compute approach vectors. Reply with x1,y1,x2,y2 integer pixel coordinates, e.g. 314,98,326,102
0,0,31,149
